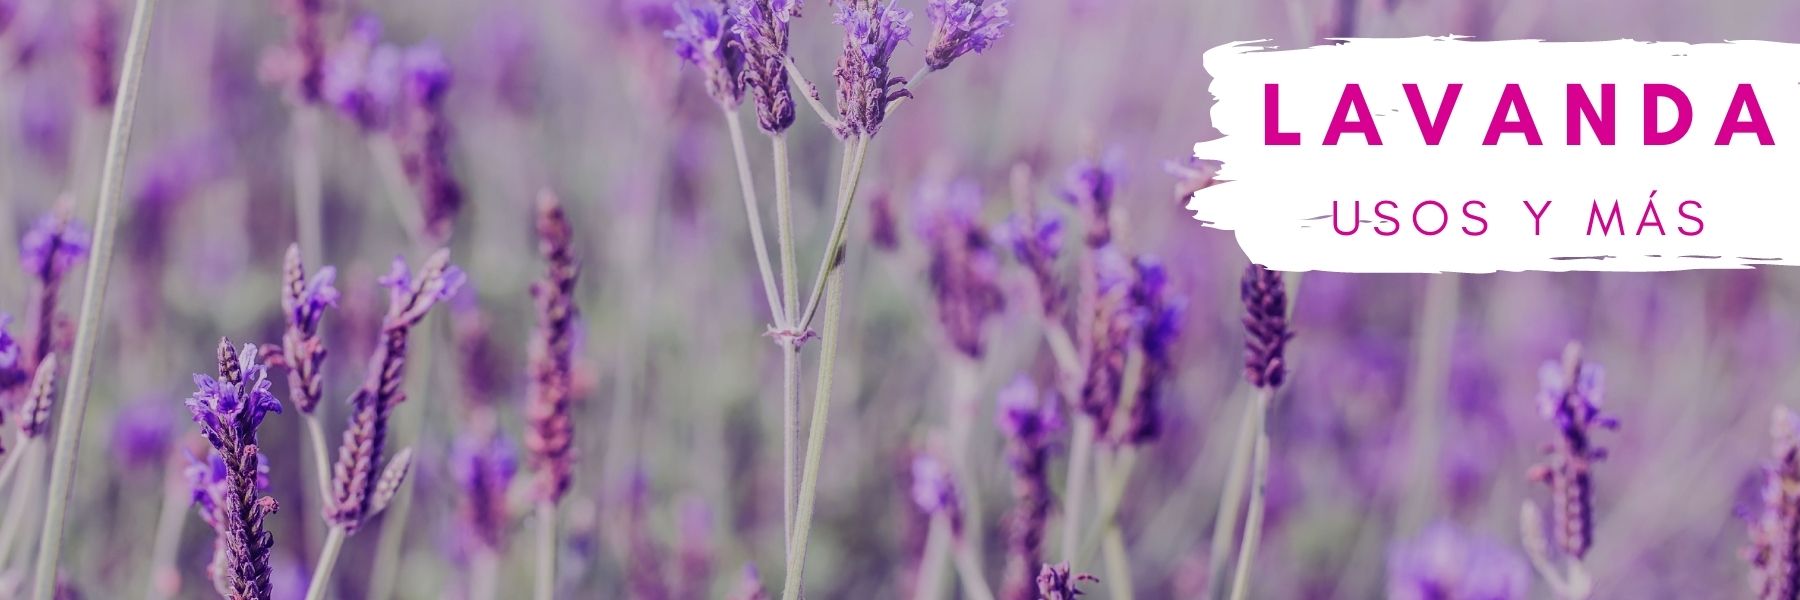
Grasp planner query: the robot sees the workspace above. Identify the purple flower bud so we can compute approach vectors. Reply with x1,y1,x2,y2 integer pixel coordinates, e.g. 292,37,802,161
402,44,453,106
393,43,462,244
20,211,91,282
1527,342,1617,561
74,0,118,107
667,0,746,108
1240,263,1291,389
917,181,1005,359
923,0,1008,71
909,453,962,536
186,342,284,449
321,16,402,132
831,0,911,139
527,192,580,503
185,338,281,599
1061,154,1120,248
111,394,176,469
452,434,517,551
1084,249,1185,445
996,376,1058,600
999,207,1063,318
1748,406,1800,599
273,0,327,103
729,0,800,133
1386,522,1529,600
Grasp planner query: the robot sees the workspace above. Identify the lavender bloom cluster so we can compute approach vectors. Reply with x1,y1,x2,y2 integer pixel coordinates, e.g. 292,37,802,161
729,0,799,133
327,250,463,532
830,0,911,138
1386,522,1530,600
910,453,964,536
667,0,746,109
918,181,1006,359
1083,250,1184,445
527,191,581,503
996,377,1060,600
453,434,518,554
321,17,404,132
279,244,338,414
1240,263,1291,389
999,206,1063,318
185,340,284,599
922,0,1008,71
1749,406,1800,600
1527,342,1617,561
395,45,463,244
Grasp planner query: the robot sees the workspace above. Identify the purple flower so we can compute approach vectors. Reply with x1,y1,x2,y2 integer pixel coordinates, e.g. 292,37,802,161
527,192,581,503
281,244,337,415
998,207,1063,318
0,314,22,396
111,395,176,469
394,44,463,243
1748,406,1800,599
923,0,1008,71
831,0,911,138
20,211,91,282
1083,249,1186,445
1240,263,1291,389
321,16,402,132
996,376,1058,600
1386,522,1530,600
273,0,327,103
729,0,799,133
185,339,281,599
402,44,453,105
1527,342,1617,561
379,255,466,311
1036,563,1095,599
667,0,746,108
1061,154,1120,248
909,454,962,534
452,434,517,552
186,343,284,450
918,181,1005,359
74,0,118,107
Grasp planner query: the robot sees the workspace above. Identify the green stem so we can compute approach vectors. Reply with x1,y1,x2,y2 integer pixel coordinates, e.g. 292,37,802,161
1077,447,1137,568
773,133,800,550
781,134,871,596
367,314,437,600
723,110,785,326
1100,527,1134,600
305,526,348,600
0,443,43,569
294,105,324,267
1226,389,1274,600
143,452,189,600
952,537,997,600
536,502,559,600
471,549,500,600
0,442,27,496
912,514,953,600
367,135,427,249
304,414,333,504
31,0,157,593
1397,274,1460,532
794,138,870,333
1203,394,1259,600
1060,415,1095,563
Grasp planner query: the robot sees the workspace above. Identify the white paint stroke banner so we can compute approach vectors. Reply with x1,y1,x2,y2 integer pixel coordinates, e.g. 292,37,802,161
1187,38,1800,273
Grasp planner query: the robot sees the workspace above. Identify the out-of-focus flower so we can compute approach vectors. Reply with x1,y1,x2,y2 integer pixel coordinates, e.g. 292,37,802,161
667,0,745,109
675,496,715,600
996,376,1059,600
111,394,176,469
272,0,327,103
74,0,118,107
869,189,901,251
727,564,768,600
1241,263,1291,389
391,43,463,244
1749,406,1800,599
321,16,403,132
1061,154,1119,248
1084,250,1185,445
729,0,798,133
1036,562,1095,599
0,314,23,397
625,469,671,600
280,244,338,415
527,191,581,503
15,76,71,168
831,0,910,139
452,434,517,552
918,181,1005,359
910,453,962,535
998,205,1063,318
21,210,91,283
922,0,1007,71
1527,342,1617,561
1386,522,1530,600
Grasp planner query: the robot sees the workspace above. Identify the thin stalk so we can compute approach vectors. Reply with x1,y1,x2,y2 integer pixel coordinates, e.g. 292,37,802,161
794,137,869,332
535,502,558,600
912,515,953,600
471,550,500,600
952,538,997,600
303,415,333,503
1060,416,1095,562
781,265,847,600
723,110,785,326
1397,274,1460,532
305,526,348,600
31,0,158,593
1226,389,1274,600
143,451,189,600
367,315,438,600
0,443,27,495
0,443,43,569
367,136,427,248
773,133,801,549
946,358,989,600
293,105,324,267
1077,448,1137,568
1100,528,1133,600
782,58,843,132
1203,394,1259,600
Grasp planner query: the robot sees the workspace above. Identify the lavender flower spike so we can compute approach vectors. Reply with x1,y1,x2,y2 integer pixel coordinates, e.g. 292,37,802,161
280,244,338,414
1061,155,1118,249
21,207,92,367
1036,562,1096,599
730,0,799,133
74,0,119,107
275,0,327,103
923,0,1008,71
1749,406,1800,600
1084,251,1184,444
1240,263,1292,389
527,191,580,503
996,376,1059,600
910,453,964,536
999,205,1063,318
918,181,1005,359
186,339,283,599
831,0,911,139
667,0,746,109
327,249,463,532
453,434,517,552
1526,342,1617,561
396,44,463,244
19,353,56,438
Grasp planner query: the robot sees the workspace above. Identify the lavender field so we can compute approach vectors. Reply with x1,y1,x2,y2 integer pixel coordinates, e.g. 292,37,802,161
3,0,1800,598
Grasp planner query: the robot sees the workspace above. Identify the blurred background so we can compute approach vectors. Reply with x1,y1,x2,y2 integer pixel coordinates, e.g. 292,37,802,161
4,0,1800,597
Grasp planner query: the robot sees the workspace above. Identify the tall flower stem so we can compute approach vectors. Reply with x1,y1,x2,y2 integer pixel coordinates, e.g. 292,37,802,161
293,105,324,267
1226,388,1274,600
1397,274,1459,532
367,318,438,600
535,501,558,600
303,415,333,503
1203,391,1258,598
773,133,801,549
31,0,158,593
780,135,871,600
304,526,348,600
724,110,785,326
0,442,28,495
143,451,190,600
0,443,43,568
